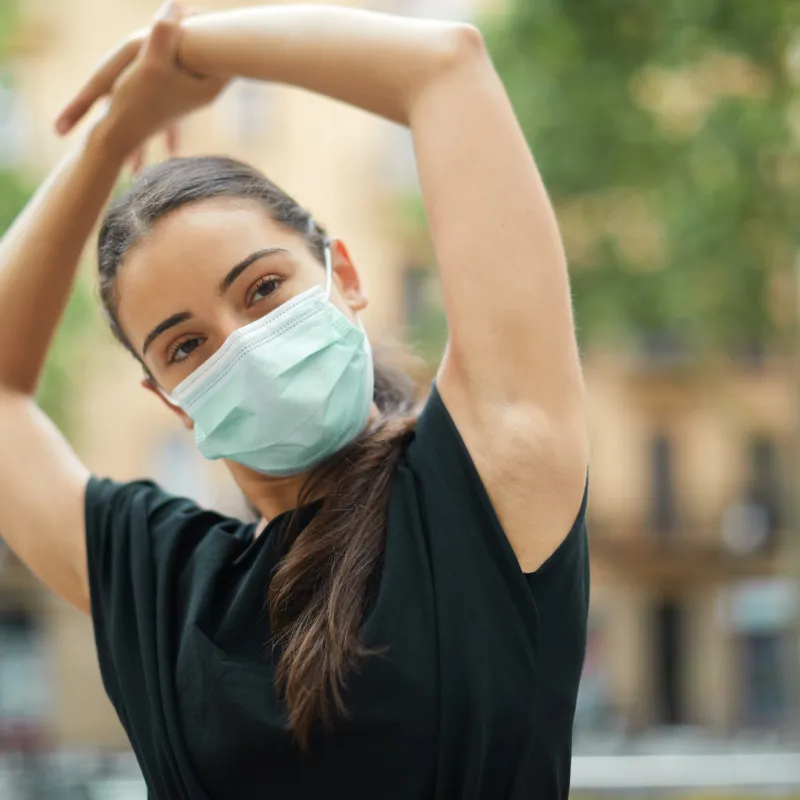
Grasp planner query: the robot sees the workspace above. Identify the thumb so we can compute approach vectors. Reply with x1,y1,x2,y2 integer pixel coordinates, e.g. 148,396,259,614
144,0,184,64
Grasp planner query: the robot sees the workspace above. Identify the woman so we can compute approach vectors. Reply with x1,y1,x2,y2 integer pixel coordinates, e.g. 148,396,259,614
0,2,589,798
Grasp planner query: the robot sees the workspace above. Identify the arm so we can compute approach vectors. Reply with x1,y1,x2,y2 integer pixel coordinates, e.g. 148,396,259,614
178,6,462,126
0,3,224,611
0,123,123,611
179,7,581,408
178,7,587,570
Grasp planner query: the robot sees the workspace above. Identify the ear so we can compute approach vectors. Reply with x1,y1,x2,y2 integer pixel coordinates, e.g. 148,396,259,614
330,238,368,313
141,376,195,430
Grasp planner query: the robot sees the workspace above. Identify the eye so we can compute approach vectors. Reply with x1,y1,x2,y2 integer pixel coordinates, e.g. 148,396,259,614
248,275,283,306
167,336,205,365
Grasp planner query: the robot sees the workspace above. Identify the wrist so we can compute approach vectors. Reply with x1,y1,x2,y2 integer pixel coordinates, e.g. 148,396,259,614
84,112,136,167
175,15,218,80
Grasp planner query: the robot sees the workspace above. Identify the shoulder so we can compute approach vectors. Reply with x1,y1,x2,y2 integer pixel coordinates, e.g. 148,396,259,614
85,476,255,581
433,373,588,573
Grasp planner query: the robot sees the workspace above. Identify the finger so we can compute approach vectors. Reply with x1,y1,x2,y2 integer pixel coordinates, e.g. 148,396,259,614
55,39,140,134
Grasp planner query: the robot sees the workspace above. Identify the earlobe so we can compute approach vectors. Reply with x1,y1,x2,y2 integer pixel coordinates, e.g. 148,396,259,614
140,376,195,430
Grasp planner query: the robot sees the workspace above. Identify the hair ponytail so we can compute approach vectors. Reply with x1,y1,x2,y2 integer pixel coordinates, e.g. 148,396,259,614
268,347,419,748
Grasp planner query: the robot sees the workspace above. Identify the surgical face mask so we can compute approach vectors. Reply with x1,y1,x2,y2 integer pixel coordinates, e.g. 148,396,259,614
168,240,374,476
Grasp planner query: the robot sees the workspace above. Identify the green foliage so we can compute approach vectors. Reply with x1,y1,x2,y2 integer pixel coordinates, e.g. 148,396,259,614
0,0,15,55
405,292,449,366
0,0,98,436
35,274,98,436
0,169,98,436
0,168,27,224
483,0,800,351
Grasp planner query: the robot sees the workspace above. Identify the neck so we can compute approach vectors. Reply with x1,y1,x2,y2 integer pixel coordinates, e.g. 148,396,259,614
225,402,382,531
225,460,313,532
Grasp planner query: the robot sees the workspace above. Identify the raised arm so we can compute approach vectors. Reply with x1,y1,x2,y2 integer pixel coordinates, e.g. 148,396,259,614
175,7,582,399
0,120,126,610
177,7,588,570
0,3,223,610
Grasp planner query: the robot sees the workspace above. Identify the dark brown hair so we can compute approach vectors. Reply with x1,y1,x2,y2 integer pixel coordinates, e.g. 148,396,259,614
98,156,419,747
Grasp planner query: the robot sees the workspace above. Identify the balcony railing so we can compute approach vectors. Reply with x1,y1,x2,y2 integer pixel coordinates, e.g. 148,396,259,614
588,519,783,584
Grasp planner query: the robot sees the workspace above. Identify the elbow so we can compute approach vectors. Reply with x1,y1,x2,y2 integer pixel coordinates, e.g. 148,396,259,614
404,23,493,122
408,23,488,117
412,23,488,105
453,23,487,59
440,23,488,70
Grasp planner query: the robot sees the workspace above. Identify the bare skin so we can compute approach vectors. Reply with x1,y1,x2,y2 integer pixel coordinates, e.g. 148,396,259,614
0,1,587,614
122,198,373,523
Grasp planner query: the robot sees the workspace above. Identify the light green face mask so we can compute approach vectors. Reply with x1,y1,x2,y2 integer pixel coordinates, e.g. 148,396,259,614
169,241,374,476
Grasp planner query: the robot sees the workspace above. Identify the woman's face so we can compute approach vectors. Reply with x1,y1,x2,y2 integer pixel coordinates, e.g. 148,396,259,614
115,198,367,396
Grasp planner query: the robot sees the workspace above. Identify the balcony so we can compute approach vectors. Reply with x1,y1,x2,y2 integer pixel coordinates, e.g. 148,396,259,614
588,520,782,586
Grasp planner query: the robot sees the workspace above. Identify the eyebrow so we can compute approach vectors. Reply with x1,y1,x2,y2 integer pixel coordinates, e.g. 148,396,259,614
217,247,288,295
140,248,289,357
142,311,192,356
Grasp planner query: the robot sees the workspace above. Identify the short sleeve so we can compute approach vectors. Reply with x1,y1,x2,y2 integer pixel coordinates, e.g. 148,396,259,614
84,477,255,796
404,385,589,797
408,384,590,652
84,477,251,728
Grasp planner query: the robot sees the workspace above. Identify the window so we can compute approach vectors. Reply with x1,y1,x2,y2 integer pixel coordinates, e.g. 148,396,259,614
725,436,783,553
722,578,796,727
653,599,684,726
740,633,788,727
574,620,613,734
650,434,677,537
747,436,781,535
0,612,47,750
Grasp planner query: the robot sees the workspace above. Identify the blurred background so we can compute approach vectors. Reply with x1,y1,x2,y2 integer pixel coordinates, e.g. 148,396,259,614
0,0,798,797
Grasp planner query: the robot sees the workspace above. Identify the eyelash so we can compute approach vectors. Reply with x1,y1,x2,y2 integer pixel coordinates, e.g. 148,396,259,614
248,275,283,306
166,275,284,365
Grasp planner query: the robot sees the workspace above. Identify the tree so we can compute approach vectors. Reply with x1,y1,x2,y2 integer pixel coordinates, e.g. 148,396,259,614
479,0,799,353
0,1,97,435
0,169,97,436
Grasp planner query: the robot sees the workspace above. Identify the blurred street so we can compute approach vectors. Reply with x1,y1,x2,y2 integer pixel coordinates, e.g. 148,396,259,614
0,0,798,797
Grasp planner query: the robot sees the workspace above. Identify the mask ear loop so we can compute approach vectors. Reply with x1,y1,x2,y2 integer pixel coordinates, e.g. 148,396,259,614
309,219,367,340
307,216,333,299
323,237,333,298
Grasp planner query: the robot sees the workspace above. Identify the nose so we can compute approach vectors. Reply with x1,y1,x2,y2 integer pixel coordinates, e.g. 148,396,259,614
214,310,252,348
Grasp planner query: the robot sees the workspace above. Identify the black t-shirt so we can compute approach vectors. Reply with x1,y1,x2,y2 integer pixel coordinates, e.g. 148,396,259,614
86,384,589,799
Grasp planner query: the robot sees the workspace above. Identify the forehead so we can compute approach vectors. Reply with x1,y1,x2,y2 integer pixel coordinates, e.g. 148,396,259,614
114,199,299,343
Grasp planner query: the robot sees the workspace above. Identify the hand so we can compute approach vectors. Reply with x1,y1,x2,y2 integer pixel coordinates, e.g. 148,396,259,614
55,1,227,169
